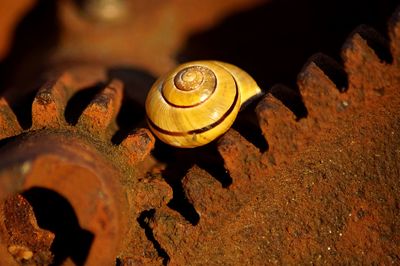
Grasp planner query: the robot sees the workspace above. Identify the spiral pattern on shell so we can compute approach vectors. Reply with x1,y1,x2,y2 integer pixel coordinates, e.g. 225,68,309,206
162,66,217,107
145,61,261,148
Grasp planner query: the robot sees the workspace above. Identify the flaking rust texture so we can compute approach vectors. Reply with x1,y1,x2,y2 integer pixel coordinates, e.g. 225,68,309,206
147,13,400,266
0,2,399,266
0,67,171,265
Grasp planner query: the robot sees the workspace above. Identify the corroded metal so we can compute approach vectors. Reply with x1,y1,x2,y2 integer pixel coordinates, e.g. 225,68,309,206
147,11,400,265
0,2,399,266
0,69,170,265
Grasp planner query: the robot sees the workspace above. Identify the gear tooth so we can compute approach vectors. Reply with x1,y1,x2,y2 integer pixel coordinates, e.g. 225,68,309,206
345,25,392,63
389,6,400,66
217,129,263,186
149,206,191,261
297,56,344,122
342,26,392,100
0,98,22,140
118,221,165,266
182,166,224,218
31,73,72,129
255,92,299,163
132,177,173,212
77,79,123,138
120,128,155,165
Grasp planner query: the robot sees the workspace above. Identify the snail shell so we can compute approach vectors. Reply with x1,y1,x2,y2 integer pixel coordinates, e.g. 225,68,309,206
145,61,262,148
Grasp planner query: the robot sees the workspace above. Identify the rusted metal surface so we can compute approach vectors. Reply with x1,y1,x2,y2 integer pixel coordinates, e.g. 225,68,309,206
1,195,54,264
0,0,265,96
0,1,399,265
0,66,175,264
54,0,265,76
149,21,400,264
0,0,34,60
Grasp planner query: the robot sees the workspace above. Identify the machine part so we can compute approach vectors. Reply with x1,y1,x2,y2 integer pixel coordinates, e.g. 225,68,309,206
54,0,265,76
78,0,128,22
0,0,35,60
0,67,172,265
145,10,400,265
0,3,399,266
0,0,265,106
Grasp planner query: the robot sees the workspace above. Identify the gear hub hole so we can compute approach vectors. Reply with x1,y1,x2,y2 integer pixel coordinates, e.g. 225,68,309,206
21,187,94,266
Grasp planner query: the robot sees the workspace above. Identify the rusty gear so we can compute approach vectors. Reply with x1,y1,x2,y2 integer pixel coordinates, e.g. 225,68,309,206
0,3,400,266
0,67,172,265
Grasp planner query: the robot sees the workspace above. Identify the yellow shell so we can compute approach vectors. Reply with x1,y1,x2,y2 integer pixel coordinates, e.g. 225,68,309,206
145,61,262,148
